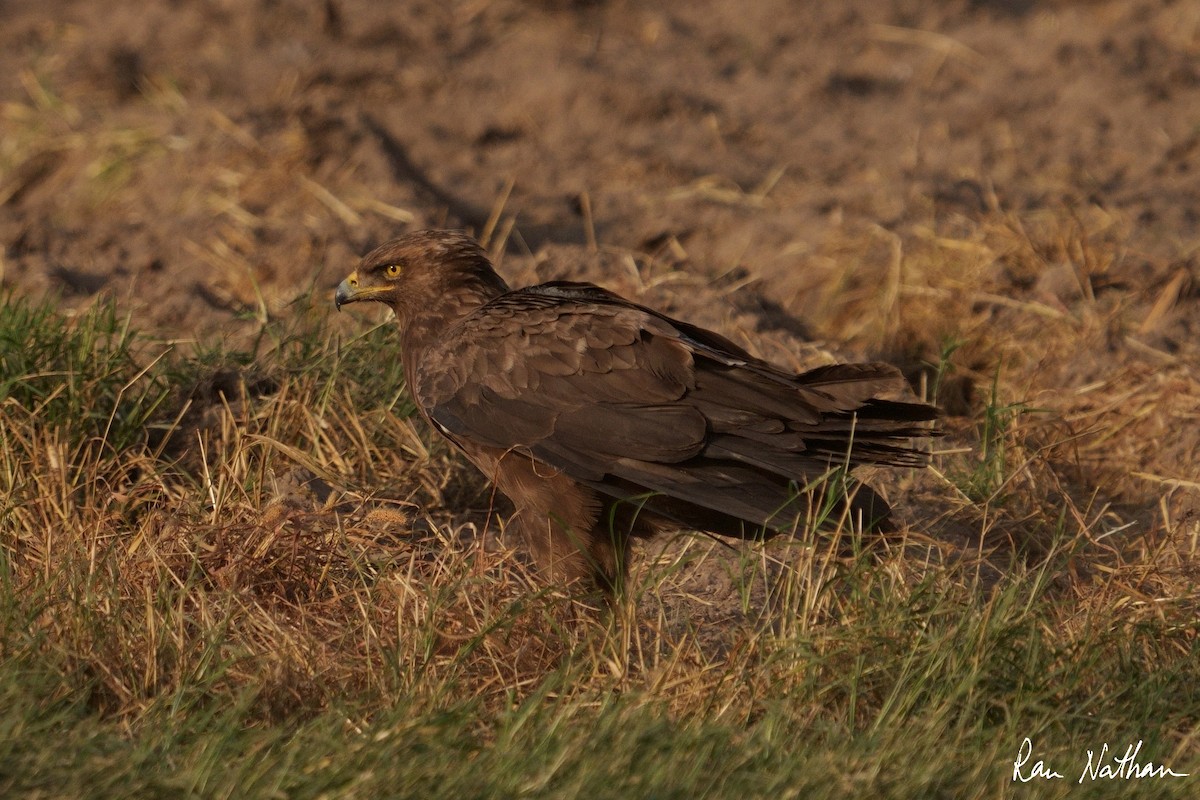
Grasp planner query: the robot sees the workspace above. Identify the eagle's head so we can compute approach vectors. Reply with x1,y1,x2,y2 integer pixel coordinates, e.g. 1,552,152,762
335,229,509,324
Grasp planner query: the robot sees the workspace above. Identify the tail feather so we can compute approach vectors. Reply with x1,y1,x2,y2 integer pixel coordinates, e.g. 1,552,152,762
580,358,939,537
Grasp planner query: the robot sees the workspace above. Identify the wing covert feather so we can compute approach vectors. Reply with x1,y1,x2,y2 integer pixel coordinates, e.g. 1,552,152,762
410,281,936,529
414,295,707,470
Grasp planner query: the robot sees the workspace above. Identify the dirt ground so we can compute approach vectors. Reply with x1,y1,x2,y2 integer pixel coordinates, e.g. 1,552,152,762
2,0,1197,329
3,0,1199,618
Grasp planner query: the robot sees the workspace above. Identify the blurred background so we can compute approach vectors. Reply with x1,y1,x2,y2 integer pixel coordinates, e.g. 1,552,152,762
3,0,1197,349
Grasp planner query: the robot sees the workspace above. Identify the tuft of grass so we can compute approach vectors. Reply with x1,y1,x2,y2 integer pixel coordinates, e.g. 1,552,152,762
0,292,171,454
958,365,1027,506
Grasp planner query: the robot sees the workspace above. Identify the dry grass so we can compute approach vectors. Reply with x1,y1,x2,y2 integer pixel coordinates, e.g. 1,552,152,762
2,200,1199,796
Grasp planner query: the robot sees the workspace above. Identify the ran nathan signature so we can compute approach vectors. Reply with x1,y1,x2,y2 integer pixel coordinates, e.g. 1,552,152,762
1012,738,1189,784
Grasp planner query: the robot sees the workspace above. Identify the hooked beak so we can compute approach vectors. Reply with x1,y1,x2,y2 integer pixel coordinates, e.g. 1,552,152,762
334,271,389,311
334,275,354,311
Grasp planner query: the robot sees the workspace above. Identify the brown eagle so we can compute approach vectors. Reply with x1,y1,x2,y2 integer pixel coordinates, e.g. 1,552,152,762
335,230,939,594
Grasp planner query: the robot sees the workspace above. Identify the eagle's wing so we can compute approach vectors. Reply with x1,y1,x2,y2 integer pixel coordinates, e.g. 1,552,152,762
413,282,936,535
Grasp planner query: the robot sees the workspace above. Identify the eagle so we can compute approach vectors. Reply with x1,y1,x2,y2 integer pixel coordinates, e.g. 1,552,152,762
335,230,939,594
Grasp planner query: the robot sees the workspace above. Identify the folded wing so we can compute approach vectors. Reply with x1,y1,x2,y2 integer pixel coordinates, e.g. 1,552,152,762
415,282,938,536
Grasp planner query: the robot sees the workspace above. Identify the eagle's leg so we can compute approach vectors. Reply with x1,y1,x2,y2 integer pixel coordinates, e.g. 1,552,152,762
491,455,630,595
508,506,631,596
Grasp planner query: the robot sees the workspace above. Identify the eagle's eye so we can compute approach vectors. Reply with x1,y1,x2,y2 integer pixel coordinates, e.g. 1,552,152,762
385,264,401,278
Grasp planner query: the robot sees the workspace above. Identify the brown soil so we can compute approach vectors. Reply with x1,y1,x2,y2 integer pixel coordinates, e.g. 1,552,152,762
3,0,1198,616
4,0,1198,330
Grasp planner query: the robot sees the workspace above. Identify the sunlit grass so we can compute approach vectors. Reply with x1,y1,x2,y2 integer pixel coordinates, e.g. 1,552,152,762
0,290,1196,798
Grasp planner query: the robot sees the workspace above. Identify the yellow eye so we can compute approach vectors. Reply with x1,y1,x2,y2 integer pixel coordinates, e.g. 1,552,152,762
385,264,401,277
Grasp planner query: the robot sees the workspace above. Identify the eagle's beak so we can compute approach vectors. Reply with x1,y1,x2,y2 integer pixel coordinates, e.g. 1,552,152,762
335,271,386,310
334,273,357,311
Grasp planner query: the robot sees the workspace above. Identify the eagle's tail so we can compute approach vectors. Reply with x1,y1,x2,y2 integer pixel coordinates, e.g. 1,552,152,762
597,362,939,538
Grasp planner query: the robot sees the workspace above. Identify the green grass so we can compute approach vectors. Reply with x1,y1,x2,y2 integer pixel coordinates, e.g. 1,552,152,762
0,293,1196,799
0,292,171,452
961,365,1028,507
1,549,1195,799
